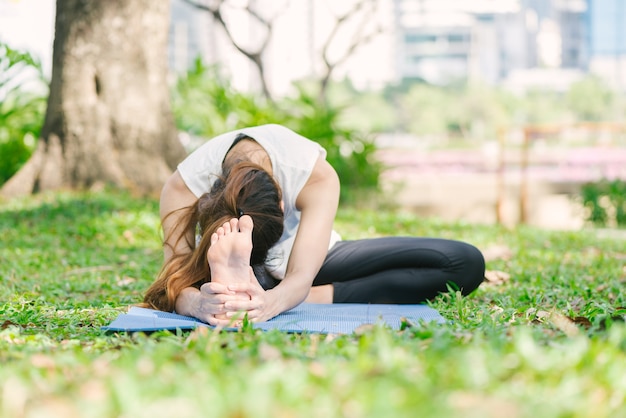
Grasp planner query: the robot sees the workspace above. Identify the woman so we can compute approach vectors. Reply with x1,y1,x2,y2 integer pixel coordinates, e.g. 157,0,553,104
144,124,485,326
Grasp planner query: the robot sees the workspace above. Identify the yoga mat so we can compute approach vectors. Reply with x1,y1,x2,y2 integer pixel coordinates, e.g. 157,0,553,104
102,303,445,334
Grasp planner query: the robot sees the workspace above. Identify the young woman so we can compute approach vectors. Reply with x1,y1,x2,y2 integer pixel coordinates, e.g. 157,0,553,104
143,124,485,326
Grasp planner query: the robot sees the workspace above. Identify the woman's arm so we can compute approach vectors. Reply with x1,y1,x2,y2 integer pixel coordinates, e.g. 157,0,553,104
160,170,198,260
160,170,205,316
269,155,340,316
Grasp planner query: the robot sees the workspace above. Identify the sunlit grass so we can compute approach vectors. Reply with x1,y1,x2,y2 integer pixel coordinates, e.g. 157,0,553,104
1,190,625,418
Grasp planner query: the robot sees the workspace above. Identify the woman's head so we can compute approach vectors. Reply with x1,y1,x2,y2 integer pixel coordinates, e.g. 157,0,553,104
143,160,284,312
196,160,284,265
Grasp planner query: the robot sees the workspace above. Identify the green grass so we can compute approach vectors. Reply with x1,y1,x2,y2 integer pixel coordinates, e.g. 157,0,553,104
1,190,625,418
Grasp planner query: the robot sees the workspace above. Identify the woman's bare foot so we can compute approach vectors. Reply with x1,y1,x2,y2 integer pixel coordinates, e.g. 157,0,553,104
304,284,334,304
208,215,255,320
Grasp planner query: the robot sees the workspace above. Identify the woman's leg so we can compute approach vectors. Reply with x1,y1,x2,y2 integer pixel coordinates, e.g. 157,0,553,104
313,237,485,304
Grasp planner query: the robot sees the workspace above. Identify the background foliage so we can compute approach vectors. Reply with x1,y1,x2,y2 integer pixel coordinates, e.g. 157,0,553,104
2,42,625,230
0,42,47,184
2,38,624,197
171,60,382,202
580,179,626,227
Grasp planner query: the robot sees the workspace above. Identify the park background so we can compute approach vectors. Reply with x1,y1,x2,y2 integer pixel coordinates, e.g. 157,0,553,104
2,0,626,229
1,1,626,417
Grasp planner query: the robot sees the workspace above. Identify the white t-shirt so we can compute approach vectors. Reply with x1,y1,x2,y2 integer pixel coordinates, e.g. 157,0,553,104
177,124,340,279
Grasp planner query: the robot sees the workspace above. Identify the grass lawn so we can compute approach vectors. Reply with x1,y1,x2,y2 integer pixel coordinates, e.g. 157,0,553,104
1,190,625,418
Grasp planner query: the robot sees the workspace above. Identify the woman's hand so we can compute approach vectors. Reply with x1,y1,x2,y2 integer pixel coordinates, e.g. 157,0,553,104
189,282,247,326
220,279,278,324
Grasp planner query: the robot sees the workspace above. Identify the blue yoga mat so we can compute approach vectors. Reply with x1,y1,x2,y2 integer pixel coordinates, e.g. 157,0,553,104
102,303,445,334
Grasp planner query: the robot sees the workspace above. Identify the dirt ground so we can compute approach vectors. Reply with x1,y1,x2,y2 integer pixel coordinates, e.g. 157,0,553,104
382,174,585,229
377,145,626,230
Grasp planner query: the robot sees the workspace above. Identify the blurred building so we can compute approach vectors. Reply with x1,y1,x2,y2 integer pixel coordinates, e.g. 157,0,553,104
392,0,589,90
169,0,621,95
168,0,213,74
392,0,520,85
586,0,626,90
169,0,395,96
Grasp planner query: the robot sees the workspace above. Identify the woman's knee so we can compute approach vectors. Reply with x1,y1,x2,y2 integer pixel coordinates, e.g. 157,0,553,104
456,241,485,295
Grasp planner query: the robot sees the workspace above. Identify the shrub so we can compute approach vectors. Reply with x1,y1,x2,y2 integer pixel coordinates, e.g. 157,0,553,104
580,179,626,228
280,85,381,201
0,42,47,185
171,60,381,202
171,59,287,138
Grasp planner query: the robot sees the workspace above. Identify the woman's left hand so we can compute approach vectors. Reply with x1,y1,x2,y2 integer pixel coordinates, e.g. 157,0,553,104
218,279,277,324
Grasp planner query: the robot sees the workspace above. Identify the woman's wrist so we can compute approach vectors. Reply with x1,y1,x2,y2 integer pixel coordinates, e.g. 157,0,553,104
175,287,201,317
262,288,285,319
266,279,308,316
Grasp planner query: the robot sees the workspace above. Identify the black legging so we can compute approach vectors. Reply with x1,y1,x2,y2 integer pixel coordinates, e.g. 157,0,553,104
313,237,485,303
255,237,485,304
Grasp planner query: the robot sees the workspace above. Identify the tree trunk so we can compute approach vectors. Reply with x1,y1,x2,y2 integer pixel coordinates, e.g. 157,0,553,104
1,0,186,197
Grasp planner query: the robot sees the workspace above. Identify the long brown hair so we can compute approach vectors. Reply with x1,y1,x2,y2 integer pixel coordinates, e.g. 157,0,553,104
143,160,284,312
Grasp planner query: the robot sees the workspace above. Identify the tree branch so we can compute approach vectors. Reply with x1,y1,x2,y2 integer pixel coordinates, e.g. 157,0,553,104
319,0,385,102
182,0,280,99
